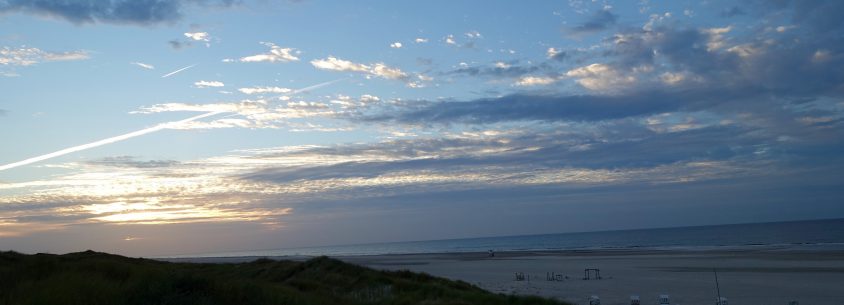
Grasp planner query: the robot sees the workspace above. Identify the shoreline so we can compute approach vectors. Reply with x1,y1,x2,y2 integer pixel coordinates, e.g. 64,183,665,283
159,244,844,263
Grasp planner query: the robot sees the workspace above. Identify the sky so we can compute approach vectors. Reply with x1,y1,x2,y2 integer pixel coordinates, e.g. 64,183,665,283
1,0,843,257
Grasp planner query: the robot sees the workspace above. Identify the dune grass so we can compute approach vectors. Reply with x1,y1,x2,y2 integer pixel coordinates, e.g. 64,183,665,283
0,250,568,305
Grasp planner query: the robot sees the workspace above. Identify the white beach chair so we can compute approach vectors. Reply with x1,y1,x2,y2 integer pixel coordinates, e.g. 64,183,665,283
658,294,670,305
630,295,640,305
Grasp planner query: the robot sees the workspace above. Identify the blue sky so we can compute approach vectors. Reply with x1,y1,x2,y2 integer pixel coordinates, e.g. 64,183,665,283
1,0,843,256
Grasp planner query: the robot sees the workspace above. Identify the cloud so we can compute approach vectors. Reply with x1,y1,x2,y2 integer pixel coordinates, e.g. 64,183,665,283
1,46,89,66
363,89,759,125
565,63,637,91
389,42,402,49
184,31,210,42
238,86,292,95
236,42,300,63
514,75,561,86
311,56,428,87
311,56,369,73
182,31,213,47
131,62,155,69
414,38,428,43
133,98,346,131
447,61,544,79
445,34,457,45
568,9,618,35
0,0,238,25
194,80,224,88
86,156,178,169
546,47,567,61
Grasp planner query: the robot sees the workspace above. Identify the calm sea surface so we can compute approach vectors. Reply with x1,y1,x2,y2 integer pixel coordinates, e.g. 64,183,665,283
176,218,844,258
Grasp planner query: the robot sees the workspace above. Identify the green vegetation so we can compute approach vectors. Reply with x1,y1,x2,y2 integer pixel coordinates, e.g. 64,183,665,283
0,250,568,305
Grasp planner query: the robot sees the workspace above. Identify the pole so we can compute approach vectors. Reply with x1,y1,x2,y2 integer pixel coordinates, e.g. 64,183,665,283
714,268,722,304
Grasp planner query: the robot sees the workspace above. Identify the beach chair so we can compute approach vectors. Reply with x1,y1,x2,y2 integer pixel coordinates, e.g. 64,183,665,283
583,268,601,280
630,295,640,305
546,272,565,281
658,294,670,305
588,295,601,305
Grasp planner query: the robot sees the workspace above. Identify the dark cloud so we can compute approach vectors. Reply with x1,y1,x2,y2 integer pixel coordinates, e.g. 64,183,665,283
364,89,754,124
569,9,618,35
446,61,546,79
168,39,190,49
549,50,567,61
240,122,775,185
762,0,844,33
603,23,844,98
0,0,238,25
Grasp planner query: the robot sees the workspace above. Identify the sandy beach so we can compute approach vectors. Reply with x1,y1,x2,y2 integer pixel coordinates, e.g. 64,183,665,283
334,248,844,305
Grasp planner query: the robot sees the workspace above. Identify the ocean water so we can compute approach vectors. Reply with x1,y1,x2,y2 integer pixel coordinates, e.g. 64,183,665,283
179,218,844,258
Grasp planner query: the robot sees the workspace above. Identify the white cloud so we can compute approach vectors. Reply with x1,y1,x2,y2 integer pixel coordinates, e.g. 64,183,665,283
194,80,225,88
359,94,380,103
184,32,210,42
445,34,457,45
703,26,732,51
465,31,482,38
775,25,796,33
565,63,637,91
238,86,292,95
370,63,408,79
311,56,369,72
812,49,832,63
514,75,560,86
238,42,300,63
547,47,562,59
131,62,155,69
1,46,89,66
310,56,409,81
414,38,428,43
660,72,686,85
390,42,403,49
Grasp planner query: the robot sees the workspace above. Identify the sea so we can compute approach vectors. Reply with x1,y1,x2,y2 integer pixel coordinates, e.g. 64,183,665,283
173,218,844,258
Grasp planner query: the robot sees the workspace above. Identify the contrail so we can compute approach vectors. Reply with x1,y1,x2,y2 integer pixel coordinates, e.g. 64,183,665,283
262,78,348,107
288,78,347,94
0,79,344,172
0,111,222,172
161,64,196,78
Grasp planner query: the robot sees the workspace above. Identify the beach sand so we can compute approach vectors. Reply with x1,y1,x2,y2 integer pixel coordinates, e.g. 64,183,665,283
337,249,844,305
